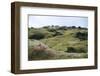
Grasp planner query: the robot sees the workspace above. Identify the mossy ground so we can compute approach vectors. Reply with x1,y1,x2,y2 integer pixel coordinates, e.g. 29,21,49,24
28,28,88,60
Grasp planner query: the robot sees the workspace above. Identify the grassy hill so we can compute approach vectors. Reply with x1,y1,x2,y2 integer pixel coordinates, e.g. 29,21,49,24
28,26,88,60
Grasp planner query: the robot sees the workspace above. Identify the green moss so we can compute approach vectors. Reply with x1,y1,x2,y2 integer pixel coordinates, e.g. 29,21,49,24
28,28,88,60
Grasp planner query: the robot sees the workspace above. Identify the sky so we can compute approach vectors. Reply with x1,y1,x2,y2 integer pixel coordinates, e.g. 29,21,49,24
28,15,88,28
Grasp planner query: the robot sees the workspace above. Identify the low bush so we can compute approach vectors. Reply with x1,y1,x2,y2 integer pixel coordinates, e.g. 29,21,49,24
47,28,56,32
29,32,45,40
52,31,63,36
66,47,87,53
71,26,76,29
58,26,67,30
66,47,77,53
75,32,88,40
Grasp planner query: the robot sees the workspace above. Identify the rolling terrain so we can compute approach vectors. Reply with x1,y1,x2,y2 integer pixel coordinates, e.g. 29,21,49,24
28,26,88,60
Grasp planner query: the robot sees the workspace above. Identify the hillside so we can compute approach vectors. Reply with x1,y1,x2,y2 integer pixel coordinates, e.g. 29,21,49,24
28,26,88,60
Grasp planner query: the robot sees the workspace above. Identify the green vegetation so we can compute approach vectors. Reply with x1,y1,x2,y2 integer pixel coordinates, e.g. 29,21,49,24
28,26,88,60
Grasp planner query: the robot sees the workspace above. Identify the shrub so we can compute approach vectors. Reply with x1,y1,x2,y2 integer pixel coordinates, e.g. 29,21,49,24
48,28,56,32
29,32,45,40
58,26,67,30
66,47,77,53
52,31,63,36
43,26,49,29
71,26,76,29
65,47,87,53
75,32,88,40
78,26,81,29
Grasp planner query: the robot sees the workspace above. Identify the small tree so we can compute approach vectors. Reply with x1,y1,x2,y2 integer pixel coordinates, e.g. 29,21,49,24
71,26,76,29
78,26,81,29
